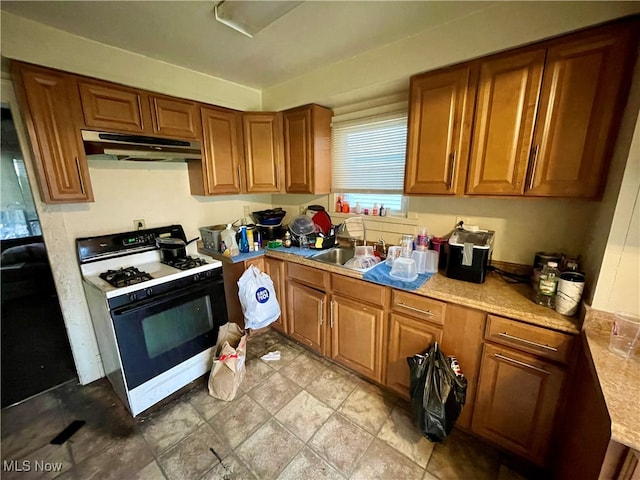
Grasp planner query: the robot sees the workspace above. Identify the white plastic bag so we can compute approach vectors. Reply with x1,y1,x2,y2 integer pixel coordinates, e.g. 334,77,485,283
237,264,281,329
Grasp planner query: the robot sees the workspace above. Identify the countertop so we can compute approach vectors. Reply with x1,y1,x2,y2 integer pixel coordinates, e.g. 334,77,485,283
582,309,640,451
199,243,581,335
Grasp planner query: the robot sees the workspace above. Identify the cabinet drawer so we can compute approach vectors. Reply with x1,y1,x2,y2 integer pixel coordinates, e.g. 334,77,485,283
485,315,575,364
331,274,387,307
287,262,328,290
391,291,445,325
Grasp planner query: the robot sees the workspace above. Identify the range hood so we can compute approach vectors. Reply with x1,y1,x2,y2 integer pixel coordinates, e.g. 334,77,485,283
82,130,201,162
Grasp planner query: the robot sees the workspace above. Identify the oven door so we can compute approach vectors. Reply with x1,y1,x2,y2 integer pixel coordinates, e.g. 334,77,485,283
110,274,227,390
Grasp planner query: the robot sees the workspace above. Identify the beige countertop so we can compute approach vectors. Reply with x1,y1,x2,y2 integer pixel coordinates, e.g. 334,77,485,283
582,309,640,451
253,248,581,335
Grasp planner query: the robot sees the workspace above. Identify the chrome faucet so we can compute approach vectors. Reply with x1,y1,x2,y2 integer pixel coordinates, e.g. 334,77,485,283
337,217,366,248
375,238,387,258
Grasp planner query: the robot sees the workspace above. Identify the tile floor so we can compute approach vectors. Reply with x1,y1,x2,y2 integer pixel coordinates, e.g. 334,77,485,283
1,328,547,480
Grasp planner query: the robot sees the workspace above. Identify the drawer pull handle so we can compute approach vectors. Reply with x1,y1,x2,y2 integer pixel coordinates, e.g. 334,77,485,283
319,299,324,325
397,303,434,316
497,332,558,352
495,353,550,375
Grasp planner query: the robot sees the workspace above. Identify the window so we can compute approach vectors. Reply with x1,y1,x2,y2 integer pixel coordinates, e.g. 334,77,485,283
332,111,407,215
1,107,40,239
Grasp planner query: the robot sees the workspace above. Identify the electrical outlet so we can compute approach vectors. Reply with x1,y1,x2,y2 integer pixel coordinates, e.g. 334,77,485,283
134,219,146,230
299,205,306,214
243,205,251,218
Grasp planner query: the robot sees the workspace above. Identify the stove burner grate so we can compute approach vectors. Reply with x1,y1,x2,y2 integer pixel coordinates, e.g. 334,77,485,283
99,267,153,288
162,256,208,271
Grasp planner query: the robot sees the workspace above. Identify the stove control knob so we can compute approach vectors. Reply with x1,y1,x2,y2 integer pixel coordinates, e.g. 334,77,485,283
193,273,200,282
204,270,213,279
129,292,137,302
146,288,153,297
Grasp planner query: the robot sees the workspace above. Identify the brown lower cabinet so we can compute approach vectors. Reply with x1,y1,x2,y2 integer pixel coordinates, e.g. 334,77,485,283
472,343,566,465
272,258,579,468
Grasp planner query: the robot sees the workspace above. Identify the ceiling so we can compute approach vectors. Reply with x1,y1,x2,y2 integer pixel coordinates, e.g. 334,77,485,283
0,1,499,89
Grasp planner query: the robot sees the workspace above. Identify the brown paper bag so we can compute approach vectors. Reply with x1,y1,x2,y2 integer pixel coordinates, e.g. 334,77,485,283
208,323,247,401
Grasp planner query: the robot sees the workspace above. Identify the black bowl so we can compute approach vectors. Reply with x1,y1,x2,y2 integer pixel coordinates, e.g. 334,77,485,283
252,209,286,225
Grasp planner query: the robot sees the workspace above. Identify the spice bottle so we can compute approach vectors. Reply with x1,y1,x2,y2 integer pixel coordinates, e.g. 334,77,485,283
372,203,379,216
283,231,292,248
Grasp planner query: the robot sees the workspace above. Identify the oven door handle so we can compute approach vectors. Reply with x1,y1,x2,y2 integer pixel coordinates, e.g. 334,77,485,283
110,277,223,317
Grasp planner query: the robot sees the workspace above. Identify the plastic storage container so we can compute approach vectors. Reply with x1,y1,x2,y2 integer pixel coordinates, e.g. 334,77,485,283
390,257,418,282
199,224,227,252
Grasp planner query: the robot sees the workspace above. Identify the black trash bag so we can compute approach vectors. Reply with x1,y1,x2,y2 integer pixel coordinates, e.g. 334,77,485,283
407,342,468,442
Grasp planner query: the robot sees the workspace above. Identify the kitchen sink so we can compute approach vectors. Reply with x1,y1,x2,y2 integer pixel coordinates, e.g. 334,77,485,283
311,247,355,267
310,247,381,272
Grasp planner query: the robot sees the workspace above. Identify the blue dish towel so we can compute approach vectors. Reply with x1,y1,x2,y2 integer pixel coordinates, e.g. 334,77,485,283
363,261,434,290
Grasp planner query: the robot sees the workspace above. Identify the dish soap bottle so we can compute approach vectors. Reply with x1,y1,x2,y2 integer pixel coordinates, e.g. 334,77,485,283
220,224,239,257
238,225,249,253
335,196,343,213
536,261,560,308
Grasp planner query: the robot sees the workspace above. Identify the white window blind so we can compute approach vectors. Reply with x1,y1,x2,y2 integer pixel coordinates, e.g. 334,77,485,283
332,112,407,194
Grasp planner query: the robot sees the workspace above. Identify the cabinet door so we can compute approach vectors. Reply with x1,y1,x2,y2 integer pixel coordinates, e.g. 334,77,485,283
287,281,326,355
283,105,332,194
13,64,93,203
242,113,283,193
405,64,477,195
150,95,201,139
265,257,287,334
526,26,637,198
472,343,566,465
440,304,486,429
78,80,150,133
466,49,545,195
193,106,242,195
385,313,442,399
330,294,384,382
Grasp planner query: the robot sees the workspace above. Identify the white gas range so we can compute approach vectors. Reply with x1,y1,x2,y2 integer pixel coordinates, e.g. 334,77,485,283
77,225,227,416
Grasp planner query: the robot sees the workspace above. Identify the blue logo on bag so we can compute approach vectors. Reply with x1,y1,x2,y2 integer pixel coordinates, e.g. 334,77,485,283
255,287,269,303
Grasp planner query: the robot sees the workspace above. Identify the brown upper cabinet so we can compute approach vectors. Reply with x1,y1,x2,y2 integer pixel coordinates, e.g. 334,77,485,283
190,105,243,195
405,64,477,195
525,25,637,197
406,19,638,199
78,79,151,134
79,80,201,140
149,95,201,139
242,112,284,193
11,62,94,203
466,49,545,195
283,104,333,194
